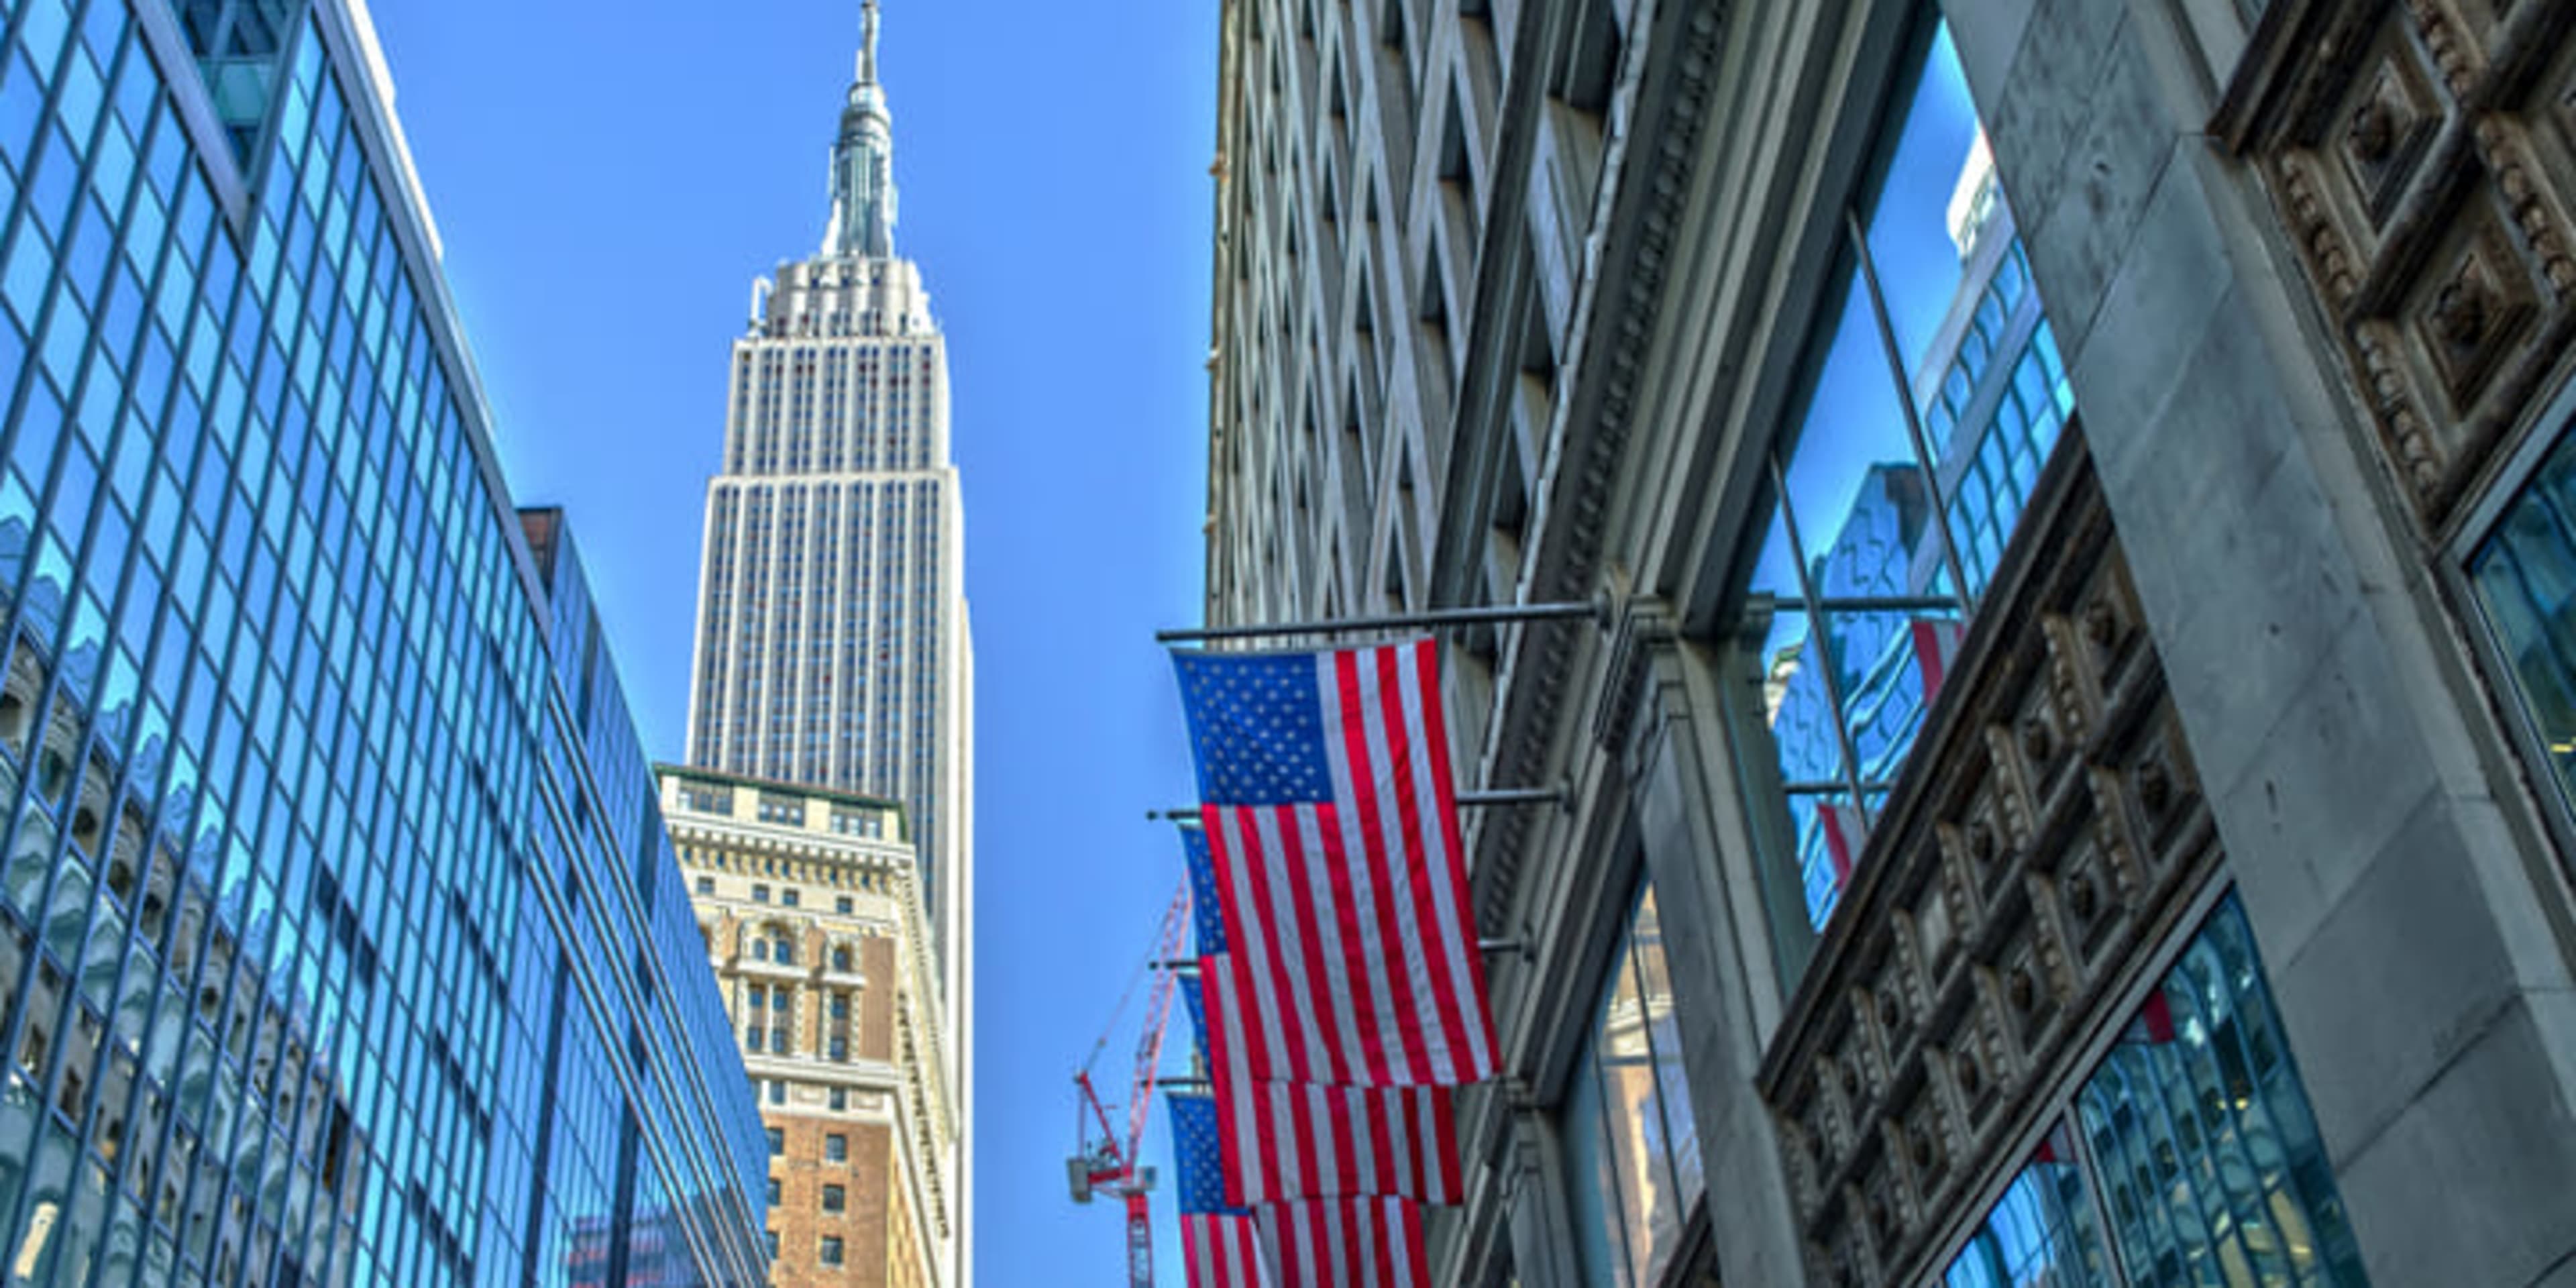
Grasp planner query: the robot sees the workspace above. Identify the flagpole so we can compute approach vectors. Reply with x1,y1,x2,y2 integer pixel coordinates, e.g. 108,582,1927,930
1157,937,1527,973
1147,786,1563,822
1155,596,1608,645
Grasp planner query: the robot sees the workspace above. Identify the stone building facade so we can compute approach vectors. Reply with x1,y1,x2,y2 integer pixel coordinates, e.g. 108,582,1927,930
1202,0,2576,1284
659,765,955,1288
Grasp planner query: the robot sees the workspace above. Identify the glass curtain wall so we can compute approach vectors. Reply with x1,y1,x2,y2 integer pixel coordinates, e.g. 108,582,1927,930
1937,898,2369,1288
1743,18,2078,932
1561,883,1703,1287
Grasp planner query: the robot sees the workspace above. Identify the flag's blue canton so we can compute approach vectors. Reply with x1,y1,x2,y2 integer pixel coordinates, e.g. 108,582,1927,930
1170,1094,1248,1216
1174,652,1334,805
1183,829,1229,956
1180,974,1208,1058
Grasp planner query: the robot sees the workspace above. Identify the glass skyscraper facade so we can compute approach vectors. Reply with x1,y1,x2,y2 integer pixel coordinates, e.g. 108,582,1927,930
0,0,769,1283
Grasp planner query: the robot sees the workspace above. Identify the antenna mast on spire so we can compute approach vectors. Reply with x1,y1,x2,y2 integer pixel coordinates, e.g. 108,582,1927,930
861,0,881,83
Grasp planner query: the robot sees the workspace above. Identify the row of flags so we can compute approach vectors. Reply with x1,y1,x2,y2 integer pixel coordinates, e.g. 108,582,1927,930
1163,639,1502,1287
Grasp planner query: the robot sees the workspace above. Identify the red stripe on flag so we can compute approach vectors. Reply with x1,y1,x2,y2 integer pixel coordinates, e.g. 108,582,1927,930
1258,1199,1427,1288
1206,957,1465,1205
1187,1212,1270,1288
1211,809,1319,1084
1277,810,1354,1084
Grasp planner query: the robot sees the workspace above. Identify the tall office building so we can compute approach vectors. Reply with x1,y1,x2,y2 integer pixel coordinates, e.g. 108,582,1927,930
684,0,970,1041
0,1,770,1283
682,3,971,1282
1203,0,2576,1284
658,766,955,1288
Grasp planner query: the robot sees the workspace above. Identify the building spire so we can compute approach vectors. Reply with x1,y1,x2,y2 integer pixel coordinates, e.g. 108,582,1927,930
824,0,897,260
861,0,880,84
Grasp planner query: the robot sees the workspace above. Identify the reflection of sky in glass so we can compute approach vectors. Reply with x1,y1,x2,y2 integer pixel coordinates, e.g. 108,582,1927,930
1756,21,2088,936
1564,1051,1631,1288
1866,24,1980,371
1784,275,1915,566
1631,889,1703,1212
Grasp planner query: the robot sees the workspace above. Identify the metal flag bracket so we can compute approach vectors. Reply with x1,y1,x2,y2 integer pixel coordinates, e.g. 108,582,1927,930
1154,593,1615,646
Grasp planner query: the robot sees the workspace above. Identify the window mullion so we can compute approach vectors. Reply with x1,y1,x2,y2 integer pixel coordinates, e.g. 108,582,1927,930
1623,904,1688,1223
1845,207,1973,614
1766,451,1870,819
1588,1035,1642,1288
2058,1112,2135,1288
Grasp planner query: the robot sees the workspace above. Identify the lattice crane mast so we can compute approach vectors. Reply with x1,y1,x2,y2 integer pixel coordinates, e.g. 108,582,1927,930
1069,881,1191,1288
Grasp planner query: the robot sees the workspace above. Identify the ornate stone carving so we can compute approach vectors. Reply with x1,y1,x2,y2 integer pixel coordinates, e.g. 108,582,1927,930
2240,1,2576,531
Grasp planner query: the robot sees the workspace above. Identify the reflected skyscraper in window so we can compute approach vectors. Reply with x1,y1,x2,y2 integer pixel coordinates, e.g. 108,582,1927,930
0,0,769,1282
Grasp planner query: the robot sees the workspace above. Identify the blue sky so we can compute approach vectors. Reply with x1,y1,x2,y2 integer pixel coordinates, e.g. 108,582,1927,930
363,1,1218,1280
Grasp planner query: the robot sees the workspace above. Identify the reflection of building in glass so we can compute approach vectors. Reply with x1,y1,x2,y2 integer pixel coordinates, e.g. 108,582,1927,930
0,1,767,1282
1761,128,2075,928
659,766,954,1288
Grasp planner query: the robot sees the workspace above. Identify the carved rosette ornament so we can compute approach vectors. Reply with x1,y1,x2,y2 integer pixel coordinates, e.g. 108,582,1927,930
2230,0,2576,531
1759,437,2225,1285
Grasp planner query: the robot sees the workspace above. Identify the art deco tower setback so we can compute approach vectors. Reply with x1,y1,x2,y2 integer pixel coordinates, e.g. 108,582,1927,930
684,1,972,1040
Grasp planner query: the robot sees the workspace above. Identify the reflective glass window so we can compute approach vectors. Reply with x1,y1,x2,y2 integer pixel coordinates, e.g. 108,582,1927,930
1943,1122,2118,1288
2473,420,2576,803
2077,900,2368,1286
1559,878,1701,1286
1735,15,2075,940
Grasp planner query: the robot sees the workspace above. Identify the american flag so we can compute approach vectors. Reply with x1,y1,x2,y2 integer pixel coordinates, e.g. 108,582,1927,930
1258,1197,1430,1288
1173,639,1498,1087
1172,1094,1271,1288
1204,953,1463,1207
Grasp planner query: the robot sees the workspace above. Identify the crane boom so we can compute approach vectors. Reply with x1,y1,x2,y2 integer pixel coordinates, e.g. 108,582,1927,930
1071,881,1193,1288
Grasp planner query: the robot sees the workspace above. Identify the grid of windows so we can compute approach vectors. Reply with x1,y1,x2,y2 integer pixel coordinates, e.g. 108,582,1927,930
687,255,966,975
0,2,767,1283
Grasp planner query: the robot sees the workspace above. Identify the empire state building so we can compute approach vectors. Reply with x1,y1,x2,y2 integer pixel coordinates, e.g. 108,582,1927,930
683,0,975,1207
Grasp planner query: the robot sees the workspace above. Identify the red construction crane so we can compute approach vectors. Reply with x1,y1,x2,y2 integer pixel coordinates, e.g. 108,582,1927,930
1069,881,1192,1288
